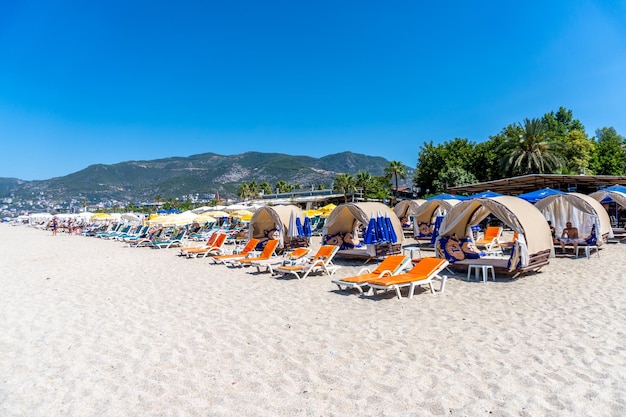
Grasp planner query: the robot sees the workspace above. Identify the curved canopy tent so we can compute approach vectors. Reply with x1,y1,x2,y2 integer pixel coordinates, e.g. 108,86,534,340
393,199,426,219
323,202,403,245
437,196,553,265
517,187,565,204
248,205,306,249
534,192,612,243
411,198,461,239
589,186,626,226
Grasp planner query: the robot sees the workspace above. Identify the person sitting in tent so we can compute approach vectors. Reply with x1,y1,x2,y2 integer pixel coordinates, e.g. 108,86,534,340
559,221,581,252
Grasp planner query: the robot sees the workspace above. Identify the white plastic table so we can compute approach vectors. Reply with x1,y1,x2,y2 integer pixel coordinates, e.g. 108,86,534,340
467,264,496,282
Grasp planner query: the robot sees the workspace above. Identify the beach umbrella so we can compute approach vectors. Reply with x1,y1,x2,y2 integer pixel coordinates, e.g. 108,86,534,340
121,213,142,223
195,214,217,224
295,216,305,237
287,210,299,238
303,216,312,237
225,203,251,212
385,213,398,243
204,210,229,218
376,211,390,243
305,209,322,217
318,203,336,214
230,209,254,217
363,214,380,245
430,215,444,245
91,213,116,222
239,213,253,222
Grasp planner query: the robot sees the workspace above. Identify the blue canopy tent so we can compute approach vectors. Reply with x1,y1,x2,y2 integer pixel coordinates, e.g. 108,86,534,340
468,191,503,199
426,193,466,201
517,188,565,204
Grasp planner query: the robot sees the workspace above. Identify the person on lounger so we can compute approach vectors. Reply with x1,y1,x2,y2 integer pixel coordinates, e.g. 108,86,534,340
559,222,580,252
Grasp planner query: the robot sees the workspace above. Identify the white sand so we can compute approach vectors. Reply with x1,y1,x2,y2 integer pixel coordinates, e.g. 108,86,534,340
1,224,625,416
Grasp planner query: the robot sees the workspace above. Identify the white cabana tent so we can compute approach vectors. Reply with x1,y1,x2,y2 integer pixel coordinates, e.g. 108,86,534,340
535,192,612,244
393,200,426,219
323,202,404,247
589,187,626,227
437,196,553,266
410,198,461,239
248,205,306,249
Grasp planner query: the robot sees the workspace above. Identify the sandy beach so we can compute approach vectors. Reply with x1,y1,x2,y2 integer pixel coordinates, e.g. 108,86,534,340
1,224,625,416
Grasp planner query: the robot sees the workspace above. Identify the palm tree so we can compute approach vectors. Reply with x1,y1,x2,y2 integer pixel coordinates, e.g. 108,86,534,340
259,182,272,195
237,183,250,200
334,173,356,203
385,161,407,202
247,181,259,198
355,170,373,200
275,180,291,194
499,118,565,175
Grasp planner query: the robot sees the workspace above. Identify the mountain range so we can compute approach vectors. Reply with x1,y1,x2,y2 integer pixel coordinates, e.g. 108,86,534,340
0,151,413,203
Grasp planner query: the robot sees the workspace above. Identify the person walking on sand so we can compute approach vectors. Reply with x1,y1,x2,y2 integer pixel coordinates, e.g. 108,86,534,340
52,216,59,236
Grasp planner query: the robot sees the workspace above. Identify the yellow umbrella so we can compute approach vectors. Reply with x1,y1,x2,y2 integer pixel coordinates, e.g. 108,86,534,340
91,213,115,222
204,210,229,218
318,203,336,213
230,209,253,217
195,214,217,224
239,213,253,222
304,209,323,217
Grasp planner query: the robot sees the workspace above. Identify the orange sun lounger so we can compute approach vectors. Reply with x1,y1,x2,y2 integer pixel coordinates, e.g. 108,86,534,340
367,257,449,299
332,254,410,294
227,239,280,267
209,238,260,264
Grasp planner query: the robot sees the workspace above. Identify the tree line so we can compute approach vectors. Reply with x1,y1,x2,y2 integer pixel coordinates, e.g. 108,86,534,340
413,107,625,195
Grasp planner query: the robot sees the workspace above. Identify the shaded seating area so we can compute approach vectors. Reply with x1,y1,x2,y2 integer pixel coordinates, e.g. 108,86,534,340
247,205,310,253
407,197,461,246
436,196,553,279
322,202,403,262
531,191,612,257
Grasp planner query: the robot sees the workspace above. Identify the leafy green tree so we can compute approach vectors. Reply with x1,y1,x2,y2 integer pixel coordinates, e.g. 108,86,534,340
499,118,564,175
414,138,479,193
560,130,595,174
473,135,508,181
590,127,626,175
541,107,586,141
333,173,356,203
433,167,477,191
385,160,407,202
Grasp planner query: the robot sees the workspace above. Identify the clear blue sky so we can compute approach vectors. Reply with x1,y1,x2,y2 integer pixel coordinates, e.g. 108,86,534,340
1,1,625,180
